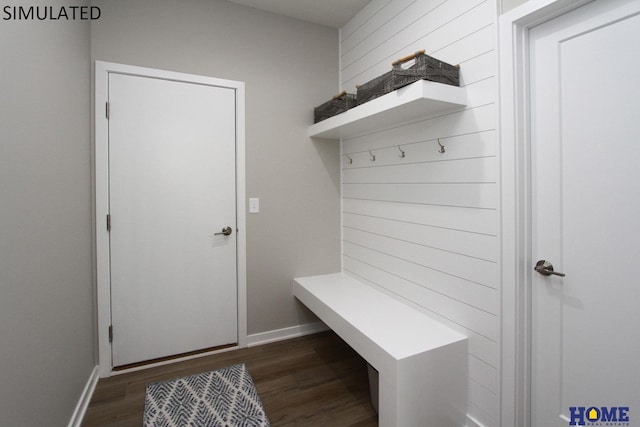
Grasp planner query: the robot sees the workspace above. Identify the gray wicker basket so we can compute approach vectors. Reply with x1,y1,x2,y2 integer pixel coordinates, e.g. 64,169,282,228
356,50,460,105
393,51,460,89
355,71,395,106
314,91,357,123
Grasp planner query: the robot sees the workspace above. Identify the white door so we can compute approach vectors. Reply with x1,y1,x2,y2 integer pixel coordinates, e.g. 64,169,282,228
529,0,640,425
108,72,238,367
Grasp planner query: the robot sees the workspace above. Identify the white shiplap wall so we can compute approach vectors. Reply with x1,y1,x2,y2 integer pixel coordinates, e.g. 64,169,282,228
339,1,498,425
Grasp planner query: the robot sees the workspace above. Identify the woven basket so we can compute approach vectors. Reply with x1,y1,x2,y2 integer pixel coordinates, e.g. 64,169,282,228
392,51,460,89
355,70,395,105
314,91,357,123
356,50,460,105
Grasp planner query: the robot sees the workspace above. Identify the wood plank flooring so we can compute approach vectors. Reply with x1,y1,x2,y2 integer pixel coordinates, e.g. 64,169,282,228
82,331,378,426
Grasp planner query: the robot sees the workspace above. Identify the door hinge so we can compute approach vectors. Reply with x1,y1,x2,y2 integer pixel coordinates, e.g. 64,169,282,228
106,102,110,119
106,214,111,231
108,325,113,343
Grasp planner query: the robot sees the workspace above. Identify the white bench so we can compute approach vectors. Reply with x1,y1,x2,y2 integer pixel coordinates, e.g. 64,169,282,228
294,273,468,427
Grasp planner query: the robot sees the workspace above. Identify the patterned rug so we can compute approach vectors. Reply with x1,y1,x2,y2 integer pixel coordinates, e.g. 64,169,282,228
143,363,270,427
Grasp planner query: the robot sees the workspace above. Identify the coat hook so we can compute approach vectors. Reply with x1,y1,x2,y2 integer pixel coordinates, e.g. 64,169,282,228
369,150,376,162
397,145,406,158
346,154,353,165
437,138,446,154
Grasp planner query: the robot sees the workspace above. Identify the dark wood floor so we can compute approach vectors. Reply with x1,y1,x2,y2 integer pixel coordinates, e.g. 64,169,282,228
83,331,378,426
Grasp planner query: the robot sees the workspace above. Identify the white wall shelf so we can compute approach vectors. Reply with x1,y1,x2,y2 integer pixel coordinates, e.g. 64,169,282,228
308,79,466,140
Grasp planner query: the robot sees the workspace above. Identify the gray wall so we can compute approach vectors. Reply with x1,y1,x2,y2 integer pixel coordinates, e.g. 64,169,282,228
91,0,341,335
0,0,95,425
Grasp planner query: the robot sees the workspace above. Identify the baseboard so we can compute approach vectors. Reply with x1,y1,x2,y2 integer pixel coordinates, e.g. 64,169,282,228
68,365,99,427
247,322,329,347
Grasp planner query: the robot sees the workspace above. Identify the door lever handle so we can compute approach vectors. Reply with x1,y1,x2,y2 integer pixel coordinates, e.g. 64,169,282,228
214,226,233,236
534,260,565,277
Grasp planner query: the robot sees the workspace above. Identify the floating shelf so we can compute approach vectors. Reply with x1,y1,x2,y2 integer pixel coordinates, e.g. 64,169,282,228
308,79,466,140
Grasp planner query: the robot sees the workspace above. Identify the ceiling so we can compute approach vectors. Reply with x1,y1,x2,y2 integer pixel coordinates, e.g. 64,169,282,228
226,0,372,29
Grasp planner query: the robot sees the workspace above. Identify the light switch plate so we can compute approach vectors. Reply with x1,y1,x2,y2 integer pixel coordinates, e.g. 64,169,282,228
249,198,260,214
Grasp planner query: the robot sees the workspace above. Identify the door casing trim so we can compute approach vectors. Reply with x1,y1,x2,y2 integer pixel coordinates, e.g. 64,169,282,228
94,61,247,377
497,1,595,425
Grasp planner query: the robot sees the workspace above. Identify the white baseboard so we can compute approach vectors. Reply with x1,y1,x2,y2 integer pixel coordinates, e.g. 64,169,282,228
68,365,99,427
247,322,329,347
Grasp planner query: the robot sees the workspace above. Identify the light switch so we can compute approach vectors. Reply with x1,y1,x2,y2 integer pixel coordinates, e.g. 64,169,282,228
249,198,260,214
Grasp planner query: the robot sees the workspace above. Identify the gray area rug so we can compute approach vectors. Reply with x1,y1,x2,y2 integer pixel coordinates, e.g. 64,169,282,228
143,363,270,427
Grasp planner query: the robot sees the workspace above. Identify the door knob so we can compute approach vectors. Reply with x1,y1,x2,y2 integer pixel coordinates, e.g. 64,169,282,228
534,260,565,277
214,226,233,236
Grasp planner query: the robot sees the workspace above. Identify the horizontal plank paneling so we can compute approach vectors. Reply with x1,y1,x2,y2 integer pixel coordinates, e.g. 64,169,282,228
343,227,497,287
342,198,497,235
343,24,496,91
464,76,497,107
342,241,497,312
342,104,496,153
340,0,498,423
431,21,495,65
469,379,498,422
341,0,392,42
343,213,497,261
343,182,497,209
342,0,490,85
341,0,456,68
459,50,496,86
342,0,416,55
469,354,498,393
342,254,496,339
409,1,495,63
344,129,496,166
343,156,497,184
343,258,497,364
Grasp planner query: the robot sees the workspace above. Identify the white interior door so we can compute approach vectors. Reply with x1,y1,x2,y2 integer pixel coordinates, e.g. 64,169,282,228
108,72,238,367
529,1,640,425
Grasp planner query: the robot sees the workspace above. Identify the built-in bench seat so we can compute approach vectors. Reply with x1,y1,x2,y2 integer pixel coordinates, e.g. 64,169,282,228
293,272,468,427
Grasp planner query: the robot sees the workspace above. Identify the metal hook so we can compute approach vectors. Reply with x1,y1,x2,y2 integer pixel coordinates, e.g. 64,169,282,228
437,138,445,154
397,145,405,158
346,154,353,165
369,150,376,162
